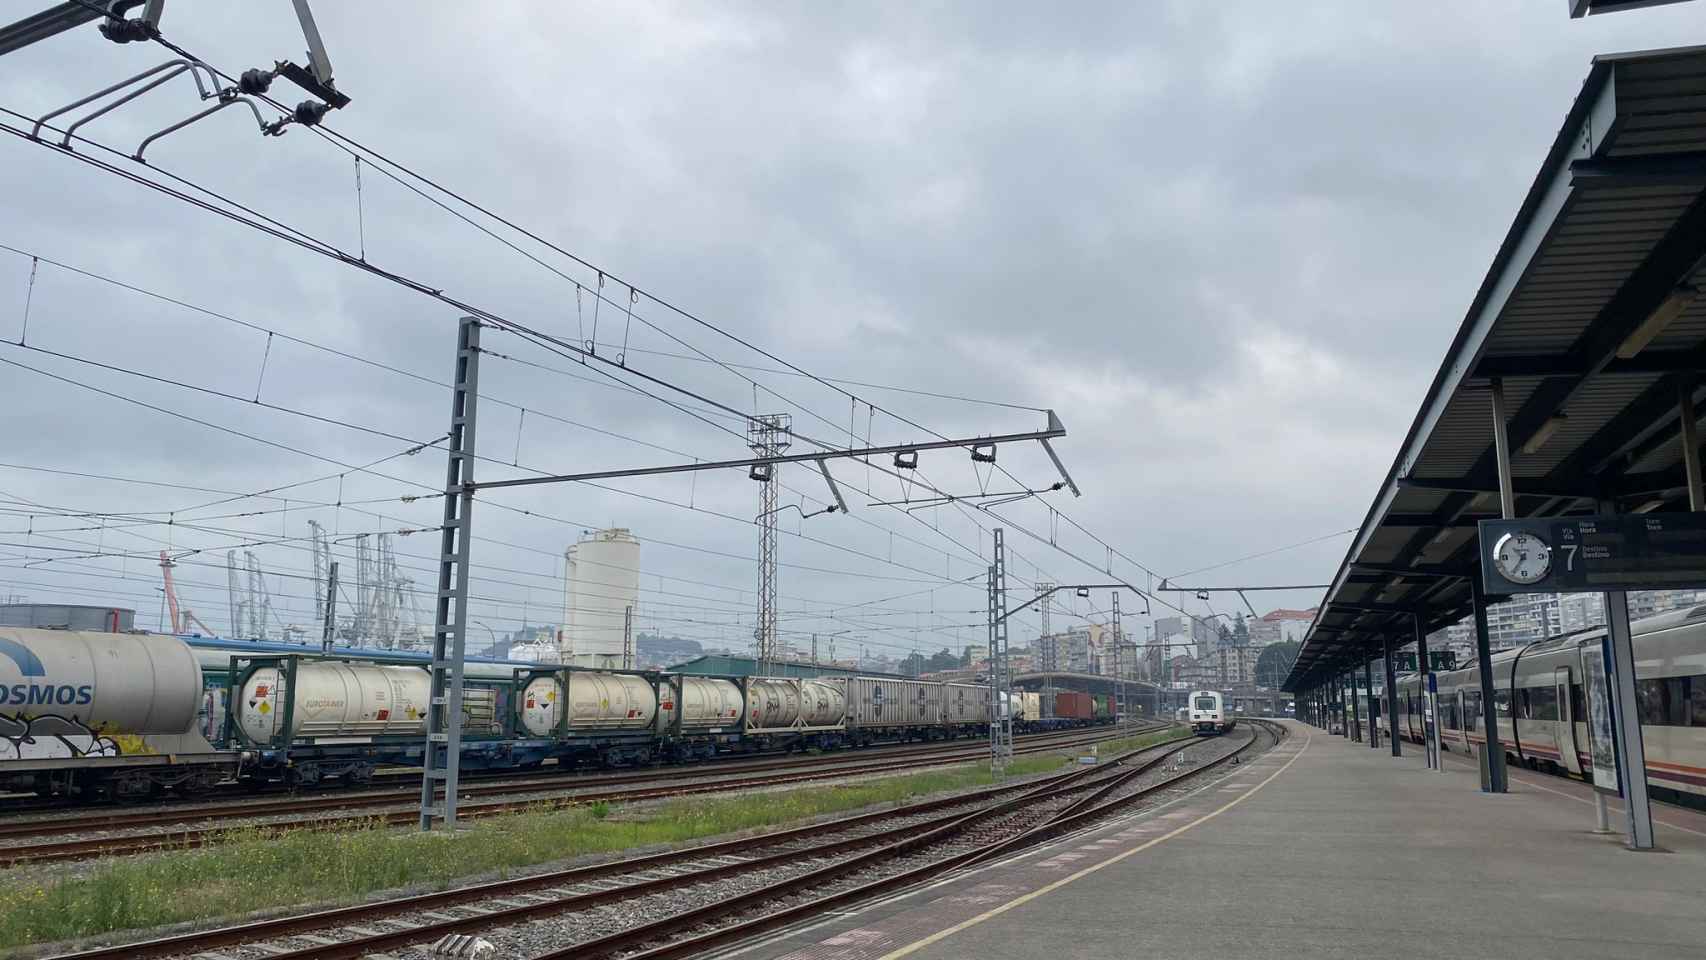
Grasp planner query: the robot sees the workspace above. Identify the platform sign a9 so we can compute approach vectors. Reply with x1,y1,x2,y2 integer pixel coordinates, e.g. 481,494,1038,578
1478,513,1706,595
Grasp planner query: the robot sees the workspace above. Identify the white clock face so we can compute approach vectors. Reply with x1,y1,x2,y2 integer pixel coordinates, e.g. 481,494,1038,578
1493,531,1551,585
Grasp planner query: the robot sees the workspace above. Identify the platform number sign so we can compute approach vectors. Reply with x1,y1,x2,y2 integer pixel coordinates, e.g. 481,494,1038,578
1479,513,1706,595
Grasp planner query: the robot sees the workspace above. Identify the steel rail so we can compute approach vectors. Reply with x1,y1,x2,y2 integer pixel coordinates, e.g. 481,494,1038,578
42,729,1197,960
1,725,1163,865
539,720,1285,960
0,725,1145,837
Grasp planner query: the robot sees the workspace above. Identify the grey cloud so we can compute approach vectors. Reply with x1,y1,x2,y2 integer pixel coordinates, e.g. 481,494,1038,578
0,1,1696,657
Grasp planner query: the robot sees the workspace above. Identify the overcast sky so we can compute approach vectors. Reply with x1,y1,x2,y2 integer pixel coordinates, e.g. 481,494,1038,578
0,2,1698,662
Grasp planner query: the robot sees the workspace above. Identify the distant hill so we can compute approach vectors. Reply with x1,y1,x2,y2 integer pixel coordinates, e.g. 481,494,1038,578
637,633,703,663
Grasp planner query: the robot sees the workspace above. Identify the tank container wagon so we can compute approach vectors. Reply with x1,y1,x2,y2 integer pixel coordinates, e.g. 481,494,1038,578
0,628,237,801
1393,605,1706,809
738,676,848,750
14,623,1031,802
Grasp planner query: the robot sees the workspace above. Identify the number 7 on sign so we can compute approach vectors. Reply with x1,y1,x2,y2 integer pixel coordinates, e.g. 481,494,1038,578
1562,544,1578,572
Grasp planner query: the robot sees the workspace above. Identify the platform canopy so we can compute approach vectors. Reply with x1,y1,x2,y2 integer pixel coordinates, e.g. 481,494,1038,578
1285,46,1706,693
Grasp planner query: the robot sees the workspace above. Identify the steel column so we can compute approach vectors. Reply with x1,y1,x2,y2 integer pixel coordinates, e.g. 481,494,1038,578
1338,673,1349,738
1489,378,1518,519
1469,572,1508,793
1681,381,1704,511
1596,500,1655,849
1413,614,1430,682
1383,634,1401,757
420,316,480,830
1365,659,1378,748
1350,669,1362,743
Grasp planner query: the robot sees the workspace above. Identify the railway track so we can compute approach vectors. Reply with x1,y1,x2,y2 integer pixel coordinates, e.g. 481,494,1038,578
1,724,1163,866
41,722,1280,960
0,723,1144,818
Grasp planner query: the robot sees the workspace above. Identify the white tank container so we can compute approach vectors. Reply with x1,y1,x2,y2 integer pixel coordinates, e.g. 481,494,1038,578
799,679,847,726
660,677,742,731
238,662,430,742
745,678,802,729
561,529,641,668
562,672,656,730
519,675,563,737
0,628,201,733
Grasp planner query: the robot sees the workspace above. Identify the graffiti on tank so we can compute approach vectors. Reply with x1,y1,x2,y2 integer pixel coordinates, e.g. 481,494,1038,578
0,712,122,760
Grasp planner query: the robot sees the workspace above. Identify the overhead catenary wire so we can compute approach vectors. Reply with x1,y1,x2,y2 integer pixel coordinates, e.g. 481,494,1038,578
0,106,1079,604
0,25,1202,646
0,242,1027,595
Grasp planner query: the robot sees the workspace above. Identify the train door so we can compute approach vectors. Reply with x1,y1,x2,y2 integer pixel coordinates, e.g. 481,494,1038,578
1456,690,1471,751
1552,666,1582,776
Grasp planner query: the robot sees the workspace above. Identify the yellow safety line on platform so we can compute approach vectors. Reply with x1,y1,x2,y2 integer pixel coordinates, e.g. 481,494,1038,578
875,728,1313,960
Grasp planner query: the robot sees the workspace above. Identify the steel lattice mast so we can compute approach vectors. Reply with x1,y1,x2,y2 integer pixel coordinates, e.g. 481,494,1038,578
748,413,790,675
988,528,1012,774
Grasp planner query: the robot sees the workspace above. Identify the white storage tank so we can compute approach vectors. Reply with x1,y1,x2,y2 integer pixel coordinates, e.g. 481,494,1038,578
660,677,742,732
560,528,641,669
799,679,847,727
238,662,431,742
0,628,201,733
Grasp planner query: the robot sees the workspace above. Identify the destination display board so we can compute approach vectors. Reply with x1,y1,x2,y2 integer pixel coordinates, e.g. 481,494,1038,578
1478,513,1706,595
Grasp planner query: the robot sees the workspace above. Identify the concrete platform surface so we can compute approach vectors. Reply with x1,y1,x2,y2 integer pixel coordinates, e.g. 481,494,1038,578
722,720,1706,960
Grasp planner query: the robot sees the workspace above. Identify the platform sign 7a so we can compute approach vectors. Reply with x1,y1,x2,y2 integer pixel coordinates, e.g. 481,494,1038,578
1478,513,1706,595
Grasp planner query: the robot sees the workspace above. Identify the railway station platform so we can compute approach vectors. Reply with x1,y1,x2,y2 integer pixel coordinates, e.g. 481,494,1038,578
721,721,1706,960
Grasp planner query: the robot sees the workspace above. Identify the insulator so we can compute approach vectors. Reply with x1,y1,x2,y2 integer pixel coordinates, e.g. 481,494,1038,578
292,100,330,127
98,18,152,44
239,69,274,95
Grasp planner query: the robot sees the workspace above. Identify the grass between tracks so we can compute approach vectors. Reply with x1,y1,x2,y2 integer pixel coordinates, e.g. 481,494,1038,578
0,726,1184,951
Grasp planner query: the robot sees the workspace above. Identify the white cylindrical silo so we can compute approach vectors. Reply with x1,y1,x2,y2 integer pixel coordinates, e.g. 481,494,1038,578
560,528,641,669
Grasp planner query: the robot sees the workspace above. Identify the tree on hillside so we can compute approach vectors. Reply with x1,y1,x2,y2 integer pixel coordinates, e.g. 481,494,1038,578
1255,641,1301,689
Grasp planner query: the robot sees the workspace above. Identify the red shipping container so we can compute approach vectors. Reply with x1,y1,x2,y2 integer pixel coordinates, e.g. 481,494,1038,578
1054,691,1094,720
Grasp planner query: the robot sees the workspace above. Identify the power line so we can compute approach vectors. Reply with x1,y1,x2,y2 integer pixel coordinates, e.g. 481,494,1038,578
0,107,1080,600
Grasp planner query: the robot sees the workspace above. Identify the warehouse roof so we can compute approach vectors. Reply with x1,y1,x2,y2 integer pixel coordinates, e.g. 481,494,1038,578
666,653,904,679
1286,45,1706,692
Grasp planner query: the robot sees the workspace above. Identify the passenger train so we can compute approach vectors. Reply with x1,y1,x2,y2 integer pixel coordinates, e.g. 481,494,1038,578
1188,689,1235,735
1393,605,1706,808
0,627,1108,802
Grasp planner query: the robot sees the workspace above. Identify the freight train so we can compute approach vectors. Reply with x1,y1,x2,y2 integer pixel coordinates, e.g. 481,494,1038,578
1391,604,1706,808
995,690,1119,732
0,627,1033,802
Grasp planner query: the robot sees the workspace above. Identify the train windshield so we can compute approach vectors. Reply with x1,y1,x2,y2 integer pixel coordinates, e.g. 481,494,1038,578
1194,696,1217,711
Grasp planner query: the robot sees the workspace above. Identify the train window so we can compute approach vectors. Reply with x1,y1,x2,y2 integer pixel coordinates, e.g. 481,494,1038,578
1464,692,1480,730
1518,688,1531,719
1570,683,1586,724
1634,679,1686,726
1688,677,1706,728
1493,689,1511,717
1522,686,1558,722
